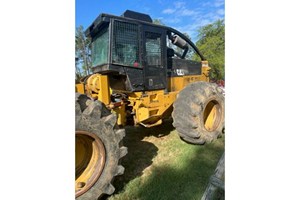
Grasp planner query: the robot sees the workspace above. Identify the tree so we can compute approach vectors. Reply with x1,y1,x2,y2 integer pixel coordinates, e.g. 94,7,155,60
76,25,92,77
195,19,225,80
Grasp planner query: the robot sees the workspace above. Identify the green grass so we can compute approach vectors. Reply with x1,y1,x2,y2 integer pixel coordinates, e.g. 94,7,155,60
104,119,225,200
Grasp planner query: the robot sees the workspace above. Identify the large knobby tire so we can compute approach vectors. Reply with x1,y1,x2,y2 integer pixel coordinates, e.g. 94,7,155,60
172,82,225,144
75,93,128,200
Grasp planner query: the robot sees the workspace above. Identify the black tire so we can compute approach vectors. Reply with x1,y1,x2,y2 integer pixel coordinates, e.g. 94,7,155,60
172,82,225,144
75,93,128,200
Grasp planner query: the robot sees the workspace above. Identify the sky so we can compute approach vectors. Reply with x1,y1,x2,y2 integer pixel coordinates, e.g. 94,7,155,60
76,0,224,43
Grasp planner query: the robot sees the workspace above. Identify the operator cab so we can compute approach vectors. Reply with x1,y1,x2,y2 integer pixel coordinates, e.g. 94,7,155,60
85,10,205,92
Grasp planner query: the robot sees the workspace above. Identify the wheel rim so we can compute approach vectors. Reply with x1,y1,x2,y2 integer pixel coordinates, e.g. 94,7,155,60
75,131,106,198
203,99,222,132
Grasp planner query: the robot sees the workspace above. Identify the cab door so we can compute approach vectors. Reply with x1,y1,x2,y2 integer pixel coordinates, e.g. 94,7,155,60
142,25,166,90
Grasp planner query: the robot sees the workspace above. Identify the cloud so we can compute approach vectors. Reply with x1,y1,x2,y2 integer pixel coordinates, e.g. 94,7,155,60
164,18,181,24
162,8,176,14
159,0,224,42
174,18,212,42
161,2,199,17
174,1,185,9
158,0,164,5
217,9,225,16
201,2,213,7
214,0,224,7
181,8,198,16
142,7,150,12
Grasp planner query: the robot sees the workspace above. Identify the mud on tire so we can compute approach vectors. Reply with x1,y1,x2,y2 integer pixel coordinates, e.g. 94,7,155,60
172,82,225,144
75,93,127,200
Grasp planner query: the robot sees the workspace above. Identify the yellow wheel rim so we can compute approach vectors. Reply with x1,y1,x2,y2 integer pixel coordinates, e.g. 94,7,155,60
75,131,106,198
203,100,222,131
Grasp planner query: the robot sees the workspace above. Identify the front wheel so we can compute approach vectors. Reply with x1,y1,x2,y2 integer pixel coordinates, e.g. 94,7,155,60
172,82,225,144
75,94,127,199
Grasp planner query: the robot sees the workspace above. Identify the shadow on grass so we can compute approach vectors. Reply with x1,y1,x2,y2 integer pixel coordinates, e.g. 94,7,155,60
133,143,225,200
101,119,175,199
102,118,224,200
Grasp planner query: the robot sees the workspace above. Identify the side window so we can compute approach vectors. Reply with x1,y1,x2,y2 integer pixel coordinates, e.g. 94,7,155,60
112,21,140,67
166,32,200,61
185,43,200,61
145,32,162,67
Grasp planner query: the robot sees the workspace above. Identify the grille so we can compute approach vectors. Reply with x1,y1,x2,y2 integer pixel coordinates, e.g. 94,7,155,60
112,21,140,66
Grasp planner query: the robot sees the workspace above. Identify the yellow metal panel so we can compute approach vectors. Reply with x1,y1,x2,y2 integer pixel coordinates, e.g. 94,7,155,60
168,75,204,92
114,103,126,126
136,107,150,122
129,90,177,126
97,75,110,105
86,74,101,93
84,74,111,105
75,83,85,94
201,61,211,82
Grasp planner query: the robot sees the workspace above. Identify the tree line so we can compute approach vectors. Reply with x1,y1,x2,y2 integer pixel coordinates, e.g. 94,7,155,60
75,26,91,81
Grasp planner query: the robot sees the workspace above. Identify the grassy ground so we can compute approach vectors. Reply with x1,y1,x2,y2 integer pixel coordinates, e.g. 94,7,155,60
103,119,225,200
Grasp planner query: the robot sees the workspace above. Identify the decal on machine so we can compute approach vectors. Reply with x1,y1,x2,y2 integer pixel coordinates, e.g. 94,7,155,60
175,69,185,76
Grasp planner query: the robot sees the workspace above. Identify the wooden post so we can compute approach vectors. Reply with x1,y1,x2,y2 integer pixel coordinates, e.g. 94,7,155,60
201,152,225,200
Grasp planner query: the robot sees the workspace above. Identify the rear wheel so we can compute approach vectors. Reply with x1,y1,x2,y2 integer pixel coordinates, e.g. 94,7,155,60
75,94,127,199
172,82,225,144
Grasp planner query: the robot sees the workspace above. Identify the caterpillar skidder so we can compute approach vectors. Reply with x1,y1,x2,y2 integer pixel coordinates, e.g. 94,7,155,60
75,10,224,199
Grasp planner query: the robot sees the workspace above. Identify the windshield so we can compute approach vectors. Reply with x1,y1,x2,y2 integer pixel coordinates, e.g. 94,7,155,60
91,27,109,67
